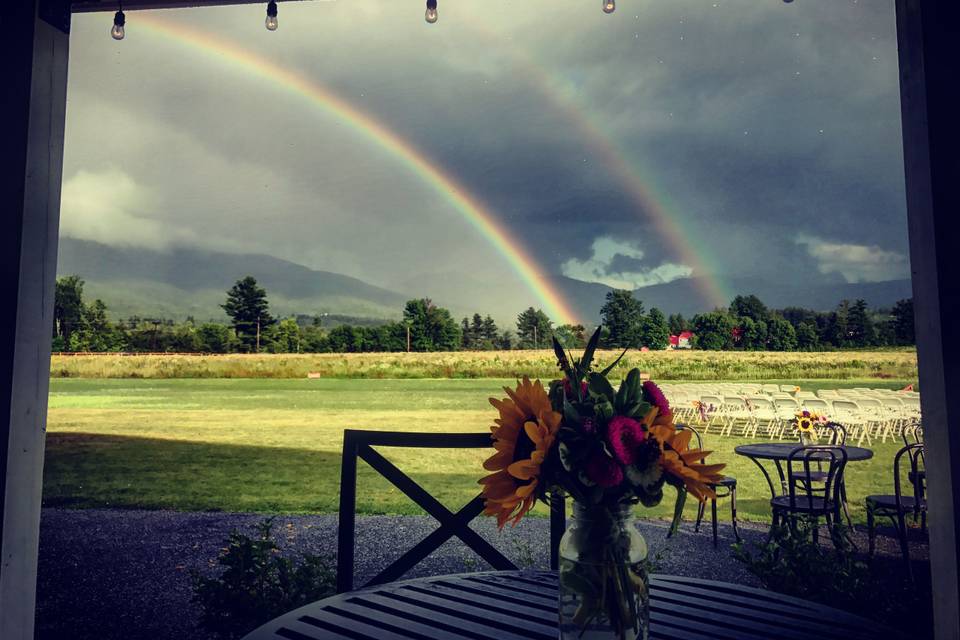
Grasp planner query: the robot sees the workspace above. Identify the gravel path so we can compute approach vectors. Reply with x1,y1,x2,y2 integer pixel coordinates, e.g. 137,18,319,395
35,508,925,640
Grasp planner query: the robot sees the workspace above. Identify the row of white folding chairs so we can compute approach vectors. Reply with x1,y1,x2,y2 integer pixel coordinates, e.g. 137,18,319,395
662,389,919,445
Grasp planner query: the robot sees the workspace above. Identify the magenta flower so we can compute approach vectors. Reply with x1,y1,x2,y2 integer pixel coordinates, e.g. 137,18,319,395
585,452,624,488
642,381,671,418
606,416,646,466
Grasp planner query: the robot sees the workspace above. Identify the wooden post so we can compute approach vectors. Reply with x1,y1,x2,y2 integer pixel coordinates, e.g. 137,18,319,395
0,1,70,638
896,2,960,637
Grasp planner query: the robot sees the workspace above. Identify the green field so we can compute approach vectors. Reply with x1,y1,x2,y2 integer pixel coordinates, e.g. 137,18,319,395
43,377,912,523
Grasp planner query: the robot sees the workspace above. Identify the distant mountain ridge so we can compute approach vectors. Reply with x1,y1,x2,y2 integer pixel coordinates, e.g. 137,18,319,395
57,238,913,323
57,238,408,321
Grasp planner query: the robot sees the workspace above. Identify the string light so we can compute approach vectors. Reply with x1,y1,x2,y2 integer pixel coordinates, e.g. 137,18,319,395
425,0,438,24
111,4,125,40
603,0,616,14
265,1,278,31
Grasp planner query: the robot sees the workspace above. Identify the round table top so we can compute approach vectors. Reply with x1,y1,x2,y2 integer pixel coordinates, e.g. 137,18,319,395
735,442,874,462
241,570,896,640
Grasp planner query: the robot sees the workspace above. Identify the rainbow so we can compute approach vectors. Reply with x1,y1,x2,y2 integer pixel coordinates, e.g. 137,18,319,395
135,15,580,325
464,17,732,310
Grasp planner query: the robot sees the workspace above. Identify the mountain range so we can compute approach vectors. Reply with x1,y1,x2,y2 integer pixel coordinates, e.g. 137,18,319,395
57,238,913,324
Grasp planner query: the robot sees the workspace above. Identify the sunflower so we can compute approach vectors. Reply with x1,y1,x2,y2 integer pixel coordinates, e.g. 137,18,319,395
479,377,562,528
648,412,726,501
795,414,815,433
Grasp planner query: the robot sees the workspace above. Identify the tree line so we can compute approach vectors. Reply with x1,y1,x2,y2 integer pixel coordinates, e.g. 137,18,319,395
52,275,915,354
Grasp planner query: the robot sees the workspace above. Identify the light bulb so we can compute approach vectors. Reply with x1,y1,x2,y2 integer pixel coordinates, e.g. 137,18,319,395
111,10,125,40
603,0,616,14
265,1,278,31
425,0,438,24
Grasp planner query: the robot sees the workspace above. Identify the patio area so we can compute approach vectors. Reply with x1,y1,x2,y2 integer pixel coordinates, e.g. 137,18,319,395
35,507,929,640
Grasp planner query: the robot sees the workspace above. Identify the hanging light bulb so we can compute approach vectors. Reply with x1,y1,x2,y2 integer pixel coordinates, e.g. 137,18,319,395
603,0,616,14
265,1,279,31
425,0,438,24
111,8,125,40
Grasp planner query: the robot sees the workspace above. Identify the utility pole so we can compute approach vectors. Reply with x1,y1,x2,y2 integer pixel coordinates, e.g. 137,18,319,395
256,316,261,353
406,324,411,353
533,325,538,350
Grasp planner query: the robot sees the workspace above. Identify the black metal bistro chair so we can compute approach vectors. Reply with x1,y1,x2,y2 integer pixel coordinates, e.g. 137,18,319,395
336,429,566,593
771,445,848,544
672,424,739,547
797,422,853,524
866,443,926,577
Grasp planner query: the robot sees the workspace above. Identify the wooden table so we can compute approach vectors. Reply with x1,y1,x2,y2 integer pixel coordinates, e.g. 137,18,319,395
241,570,896,640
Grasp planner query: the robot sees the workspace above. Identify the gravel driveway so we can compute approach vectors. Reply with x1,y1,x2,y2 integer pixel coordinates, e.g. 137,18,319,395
35,508,924,640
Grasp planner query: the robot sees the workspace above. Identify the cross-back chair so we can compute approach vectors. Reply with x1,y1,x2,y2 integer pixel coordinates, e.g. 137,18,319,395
336,429,566,593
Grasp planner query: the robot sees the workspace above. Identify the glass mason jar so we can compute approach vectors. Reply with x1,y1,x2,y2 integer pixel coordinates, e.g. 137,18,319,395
558,503,650,640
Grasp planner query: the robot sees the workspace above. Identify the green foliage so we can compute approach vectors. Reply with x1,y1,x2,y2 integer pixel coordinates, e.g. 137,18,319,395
554,323,587,349
729,294,770,324
766,316,798,351
404,298,461,351
638,308,670,350
516,307,553,349
691,311,735,350
891,298,915,346
191,518,335,639
599,290,645,349
667,313,687,336
222,277,274,352
197,323,238,354
461,313,500,350
732,520,929,635
54,275,85,345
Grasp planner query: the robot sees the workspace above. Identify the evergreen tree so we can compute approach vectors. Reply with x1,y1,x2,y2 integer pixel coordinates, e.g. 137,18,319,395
222,276,274,352
599,290,644,348
481,315,499,347
891,298,915,345
846,299,876,347
460,317,472,349
638,309,670,350
516,307,553,349
403,299,461,351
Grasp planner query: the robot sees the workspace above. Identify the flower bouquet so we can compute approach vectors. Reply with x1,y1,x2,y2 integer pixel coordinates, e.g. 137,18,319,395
792,410,829,445
478,327,725,640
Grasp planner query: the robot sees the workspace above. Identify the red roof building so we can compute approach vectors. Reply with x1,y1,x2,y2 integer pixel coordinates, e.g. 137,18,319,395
669,331,694,349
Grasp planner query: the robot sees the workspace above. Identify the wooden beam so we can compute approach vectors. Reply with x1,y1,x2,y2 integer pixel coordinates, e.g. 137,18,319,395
896,2,960,638
0,2,69,639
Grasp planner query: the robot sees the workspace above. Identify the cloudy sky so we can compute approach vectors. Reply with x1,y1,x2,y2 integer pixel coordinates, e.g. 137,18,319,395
62,0,910,314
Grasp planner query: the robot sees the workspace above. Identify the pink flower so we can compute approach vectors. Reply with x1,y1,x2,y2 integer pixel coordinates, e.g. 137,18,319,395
642,381,671,418
606,416,646,465
585,452,624,488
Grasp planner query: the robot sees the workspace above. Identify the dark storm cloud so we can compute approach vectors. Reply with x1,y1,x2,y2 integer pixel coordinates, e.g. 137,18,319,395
62,0,909,302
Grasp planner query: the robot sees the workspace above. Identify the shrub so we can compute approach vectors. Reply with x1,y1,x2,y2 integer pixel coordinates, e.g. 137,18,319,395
732,520,931,637
192,518,335,639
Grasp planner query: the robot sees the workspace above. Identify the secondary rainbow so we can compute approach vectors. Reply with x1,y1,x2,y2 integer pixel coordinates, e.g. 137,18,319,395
136,15,580,325
464,17,732,310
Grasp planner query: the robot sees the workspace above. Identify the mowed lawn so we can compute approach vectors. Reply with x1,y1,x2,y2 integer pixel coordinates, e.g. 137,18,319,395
44,378,912,523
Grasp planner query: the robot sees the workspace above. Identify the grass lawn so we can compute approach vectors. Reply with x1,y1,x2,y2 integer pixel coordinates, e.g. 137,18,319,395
44,378,911,523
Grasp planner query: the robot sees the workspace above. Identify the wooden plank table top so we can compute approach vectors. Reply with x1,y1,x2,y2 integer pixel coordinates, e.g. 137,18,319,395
241,570,899,640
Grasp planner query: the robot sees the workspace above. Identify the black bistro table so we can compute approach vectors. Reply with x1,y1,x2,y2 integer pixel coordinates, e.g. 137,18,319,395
240,570,897,640
735,442,873,498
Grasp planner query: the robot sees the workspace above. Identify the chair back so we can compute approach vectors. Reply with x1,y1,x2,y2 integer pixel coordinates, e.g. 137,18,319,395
336,429,566,593
902,423,924,446
894,443,926,513
818,422,847,446
786,445,848,514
